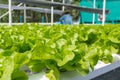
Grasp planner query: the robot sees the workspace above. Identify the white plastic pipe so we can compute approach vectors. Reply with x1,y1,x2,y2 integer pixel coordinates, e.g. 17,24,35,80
62,0,65,11
51,0,54,25
102,0,106,26
92,0,96,24
8,0,12,26
24,4,26,23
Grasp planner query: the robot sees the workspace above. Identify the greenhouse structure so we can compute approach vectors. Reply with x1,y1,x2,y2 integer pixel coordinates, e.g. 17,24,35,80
0,0,108,26
0,0,120,80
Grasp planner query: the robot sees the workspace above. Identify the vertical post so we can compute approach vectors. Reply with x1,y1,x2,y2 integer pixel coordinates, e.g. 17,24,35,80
45,13,48,23
102,0,106,26
41,16,45,23
51,0,54,25
92,0,96,24
62,0,65,11
24,4,26,23
20,15,22,23
8,0,12,26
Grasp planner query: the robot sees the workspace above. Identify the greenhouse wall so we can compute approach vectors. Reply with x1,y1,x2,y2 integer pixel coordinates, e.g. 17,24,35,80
79,0,120,24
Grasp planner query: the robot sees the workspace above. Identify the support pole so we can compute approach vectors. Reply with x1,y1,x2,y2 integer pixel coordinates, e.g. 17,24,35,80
102,0,106,26
51,0,54,25
8,0,12,26
24,4,26,23
92,0,96,24
62,0,65,11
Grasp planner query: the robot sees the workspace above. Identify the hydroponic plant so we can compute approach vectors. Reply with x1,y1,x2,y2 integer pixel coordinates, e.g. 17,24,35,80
0,24,120,80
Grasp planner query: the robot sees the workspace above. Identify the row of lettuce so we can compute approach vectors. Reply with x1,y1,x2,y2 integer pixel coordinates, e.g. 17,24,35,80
0,24,120,80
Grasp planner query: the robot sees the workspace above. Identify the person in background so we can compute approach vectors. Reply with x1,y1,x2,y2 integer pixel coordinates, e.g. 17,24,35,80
59,11,73,25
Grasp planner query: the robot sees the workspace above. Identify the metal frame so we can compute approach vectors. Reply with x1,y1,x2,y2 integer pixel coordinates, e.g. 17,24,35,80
102,0,106,26
0,3,23,19
13,0,109,14
0,2,63,25
24,4,26,23
51,0,54,25
9,0,12,26
1,0,107,25
92,0,96,24
0,4,63,14
62,0,65,11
